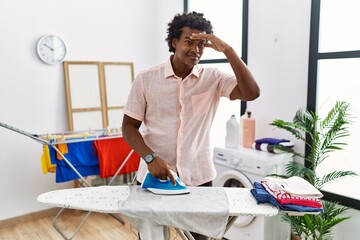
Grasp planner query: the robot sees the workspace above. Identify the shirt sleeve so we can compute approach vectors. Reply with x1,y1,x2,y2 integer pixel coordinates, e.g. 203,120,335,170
123,72,146,122
214,68,237,99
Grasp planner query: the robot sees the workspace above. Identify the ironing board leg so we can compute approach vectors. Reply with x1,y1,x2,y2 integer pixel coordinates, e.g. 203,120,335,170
175,229,195,240
109,213,125,225
223,216,238,234
52,208,92,240
177,216,238,240
183,230,196,240
50,145,134,238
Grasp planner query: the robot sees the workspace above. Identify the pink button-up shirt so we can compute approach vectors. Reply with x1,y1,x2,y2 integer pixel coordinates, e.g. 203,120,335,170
123,57,237,186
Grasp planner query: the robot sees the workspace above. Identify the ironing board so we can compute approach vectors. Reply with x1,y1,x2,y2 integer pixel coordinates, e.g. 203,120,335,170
37,185,279,240
0,122,138,239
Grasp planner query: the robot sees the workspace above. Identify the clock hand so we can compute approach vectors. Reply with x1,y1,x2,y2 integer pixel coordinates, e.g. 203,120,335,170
44,43,54,51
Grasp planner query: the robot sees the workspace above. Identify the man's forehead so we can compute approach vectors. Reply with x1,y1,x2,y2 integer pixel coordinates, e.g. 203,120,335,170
183,36,207,43
180,26,205,36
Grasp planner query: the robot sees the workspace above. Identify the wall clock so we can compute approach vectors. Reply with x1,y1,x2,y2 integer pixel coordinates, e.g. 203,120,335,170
36,35,67,65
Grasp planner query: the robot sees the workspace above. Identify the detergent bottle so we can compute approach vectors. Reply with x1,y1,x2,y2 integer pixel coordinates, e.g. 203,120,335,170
225,114,239,148
242,111,255,148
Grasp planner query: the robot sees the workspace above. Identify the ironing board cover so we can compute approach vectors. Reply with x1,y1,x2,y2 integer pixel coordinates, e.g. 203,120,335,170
38,186,278,239
37,186,278,216
37,186,130,213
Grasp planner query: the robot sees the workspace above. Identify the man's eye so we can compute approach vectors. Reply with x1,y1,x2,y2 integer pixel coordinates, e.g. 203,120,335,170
186,40,193,45
198,42,205,48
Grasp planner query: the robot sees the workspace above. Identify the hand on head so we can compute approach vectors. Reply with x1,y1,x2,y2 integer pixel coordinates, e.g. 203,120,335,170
190,33,230,53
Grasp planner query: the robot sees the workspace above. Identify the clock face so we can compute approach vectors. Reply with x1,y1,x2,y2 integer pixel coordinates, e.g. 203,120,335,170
37,35,67,65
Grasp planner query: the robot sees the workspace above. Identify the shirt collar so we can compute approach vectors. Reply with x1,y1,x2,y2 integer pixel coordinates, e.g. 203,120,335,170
164,56,200,79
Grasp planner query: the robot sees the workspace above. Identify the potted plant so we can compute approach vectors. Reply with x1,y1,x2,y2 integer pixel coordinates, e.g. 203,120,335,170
270,101,358,240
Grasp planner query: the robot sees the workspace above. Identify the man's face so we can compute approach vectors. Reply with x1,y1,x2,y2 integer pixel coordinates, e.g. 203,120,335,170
172,26,207,68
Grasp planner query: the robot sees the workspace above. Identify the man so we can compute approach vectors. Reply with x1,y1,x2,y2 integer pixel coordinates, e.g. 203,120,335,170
122,11,259,240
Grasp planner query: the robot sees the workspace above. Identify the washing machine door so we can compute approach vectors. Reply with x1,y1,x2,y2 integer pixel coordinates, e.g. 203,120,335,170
215,169,255,227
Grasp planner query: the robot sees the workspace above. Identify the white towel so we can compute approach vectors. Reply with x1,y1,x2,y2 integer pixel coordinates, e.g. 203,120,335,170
265,176,323,198
118,185,229,240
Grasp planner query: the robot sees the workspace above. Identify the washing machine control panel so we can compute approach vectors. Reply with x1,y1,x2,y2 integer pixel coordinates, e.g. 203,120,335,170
213,146,292,176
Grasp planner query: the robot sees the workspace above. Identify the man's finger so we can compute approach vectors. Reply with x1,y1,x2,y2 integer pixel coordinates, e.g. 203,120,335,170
167,170,177,186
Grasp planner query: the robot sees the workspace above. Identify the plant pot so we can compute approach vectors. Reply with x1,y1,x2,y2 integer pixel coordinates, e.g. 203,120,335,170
291,233,301,240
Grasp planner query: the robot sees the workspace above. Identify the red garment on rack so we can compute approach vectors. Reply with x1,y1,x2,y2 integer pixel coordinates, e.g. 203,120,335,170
93,138,140,178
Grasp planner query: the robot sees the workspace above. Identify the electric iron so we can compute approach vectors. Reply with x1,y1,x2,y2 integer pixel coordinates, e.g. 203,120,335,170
141,170,190,195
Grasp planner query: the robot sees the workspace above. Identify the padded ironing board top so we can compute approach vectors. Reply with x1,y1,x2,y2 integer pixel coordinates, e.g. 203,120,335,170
37,186,278,217
224,187,278,216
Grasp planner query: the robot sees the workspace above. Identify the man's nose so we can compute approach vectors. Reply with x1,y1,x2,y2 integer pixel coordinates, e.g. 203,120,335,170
193,44,199,53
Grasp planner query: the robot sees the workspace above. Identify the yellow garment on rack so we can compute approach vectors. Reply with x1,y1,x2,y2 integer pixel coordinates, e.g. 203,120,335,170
41,145,56,174
56,143,69,160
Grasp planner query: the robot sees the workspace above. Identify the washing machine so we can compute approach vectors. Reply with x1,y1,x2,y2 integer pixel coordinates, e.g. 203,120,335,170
213,146,292,240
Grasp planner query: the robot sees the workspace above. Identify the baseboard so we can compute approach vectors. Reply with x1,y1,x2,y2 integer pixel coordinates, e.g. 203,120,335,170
0,208,73,229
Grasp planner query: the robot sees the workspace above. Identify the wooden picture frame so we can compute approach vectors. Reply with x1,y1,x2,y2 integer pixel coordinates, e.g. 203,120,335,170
64,61,134,131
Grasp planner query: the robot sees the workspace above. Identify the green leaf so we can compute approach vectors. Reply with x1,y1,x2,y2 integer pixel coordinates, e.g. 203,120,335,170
270,120,306,141
269,101,355,239
319,171,358,188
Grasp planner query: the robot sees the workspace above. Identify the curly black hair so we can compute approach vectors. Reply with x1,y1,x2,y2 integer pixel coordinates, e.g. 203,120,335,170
165,11,213,53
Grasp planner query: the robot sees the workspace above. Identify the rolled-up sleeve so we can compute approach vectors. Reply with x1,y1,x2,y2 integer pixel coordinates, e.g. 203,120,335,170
123,73,146,122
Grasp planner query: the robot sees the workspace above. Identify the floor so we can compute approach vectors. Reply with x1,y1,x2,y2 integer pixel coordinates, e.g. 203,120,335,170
0,210,181,240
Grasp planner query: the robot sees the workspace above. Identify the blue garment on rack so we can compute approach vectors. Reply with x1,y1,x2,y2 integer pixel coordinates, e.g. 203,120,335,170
49,141,100,183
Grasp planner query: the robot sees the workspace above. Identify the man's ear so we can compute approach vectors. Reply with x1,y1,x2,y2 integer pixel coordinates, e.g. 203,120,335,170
172,38,178,49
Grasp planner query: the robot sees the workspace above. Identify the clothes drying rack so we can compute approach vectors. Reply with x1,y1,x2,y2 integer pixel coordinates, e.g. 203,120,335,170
0,121,136,240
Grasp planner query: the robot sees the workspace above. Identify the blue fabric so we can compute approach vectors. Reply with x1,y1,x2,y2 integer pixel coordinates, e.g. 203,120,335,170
251,182,323,213
49,141,100,183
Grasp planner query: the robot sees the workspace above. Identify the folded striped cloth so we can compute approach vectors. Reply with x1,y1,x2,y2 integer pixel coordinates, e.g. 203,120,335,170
252,138,294,154
255,138,290,145
251,182,323,213
261,177,323,208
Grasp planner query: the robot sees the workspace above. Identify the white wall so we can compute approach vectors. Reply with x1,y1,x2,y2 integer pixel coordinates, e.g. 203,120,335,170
1,0,359,239
247,0,310,155
0,0,182,220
